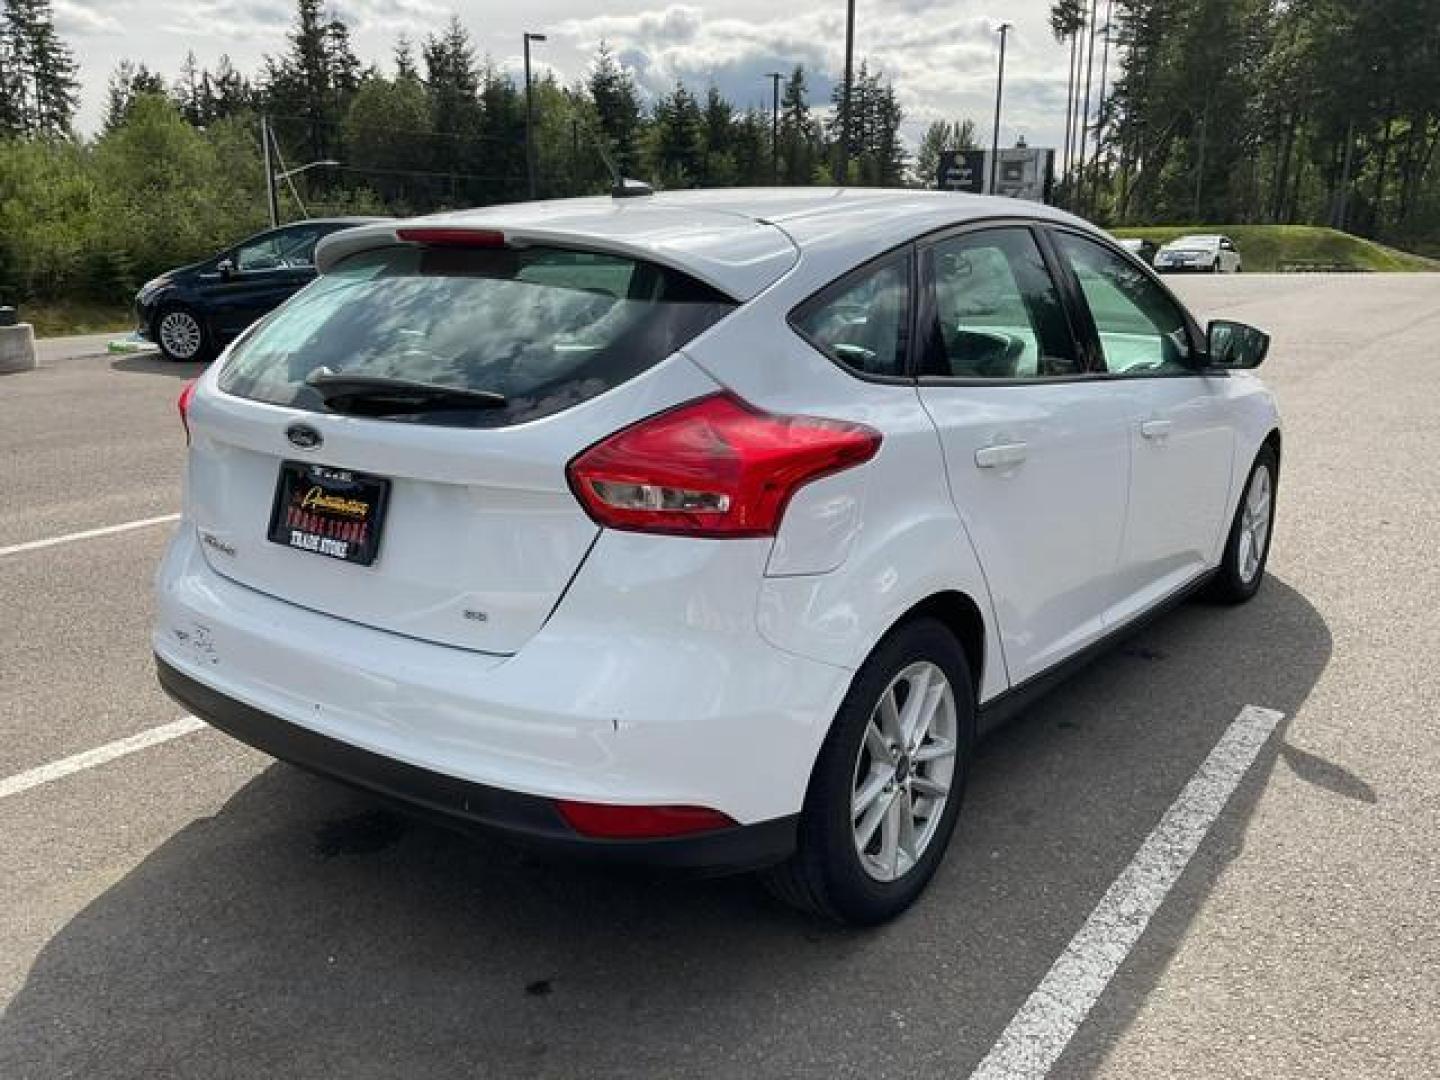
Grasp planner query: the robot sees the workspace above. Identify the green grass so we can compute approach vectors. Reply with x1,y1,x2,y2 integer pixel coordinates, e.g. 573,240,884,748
1110,224,1440,273
16,300,133,338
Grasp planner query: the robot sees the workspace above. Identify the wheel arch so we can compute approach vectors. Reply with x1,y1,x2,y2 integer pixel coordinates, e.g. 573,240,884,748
1263,426,1282,470
890,591,986,702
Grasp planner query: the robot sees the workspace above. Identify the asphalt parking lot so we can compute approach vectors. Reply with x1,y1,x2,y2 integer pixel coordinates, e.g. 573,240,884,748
3,275,1438,1079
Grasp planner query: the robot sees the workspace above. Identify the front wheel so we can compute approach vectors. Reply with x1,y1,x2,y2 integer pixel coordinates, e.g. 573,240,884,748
763,618,974,925
154,305,211,363
1209,444,1278,603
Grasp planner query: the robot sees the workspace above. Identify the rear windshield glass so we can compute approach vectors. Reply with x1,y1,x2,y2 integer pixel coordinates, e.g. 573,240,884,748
218,244,736,427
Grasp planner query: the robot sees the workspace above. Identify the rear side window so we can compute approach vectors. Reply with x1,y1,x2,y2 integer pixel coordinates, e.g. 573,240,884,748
790,253,911,378
218,245,736,427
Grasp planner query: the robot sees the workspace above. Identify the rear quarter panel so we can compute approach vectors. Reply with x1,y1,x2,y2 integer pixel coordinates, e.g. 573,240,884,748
682,283,1010,704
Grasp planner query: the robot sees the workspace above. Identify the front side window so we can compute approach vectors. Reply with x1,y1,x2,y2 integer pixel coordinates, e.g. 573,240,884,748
1055,231,1193,374
791,254,911,378
219,245,735,427
920,227,1078,379
235,227,321,272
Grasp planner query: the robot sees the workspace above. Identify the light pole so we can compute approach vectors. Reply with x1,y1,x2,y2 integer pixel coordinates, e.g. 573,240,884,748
990,22,1013,196
524,32,547,200
261,115,280,228
274,159,339,183
838,0,856,184
766,71,784,184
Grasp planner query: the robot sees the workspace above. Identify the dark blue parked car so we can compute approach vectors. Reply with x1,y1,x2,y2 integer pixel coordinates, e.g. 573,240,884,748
135,218,387,362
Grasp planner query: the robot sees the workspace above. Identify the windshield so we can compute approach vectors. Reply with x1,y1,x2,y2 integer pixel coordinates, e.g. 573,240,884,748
218,244,736,427
1169,236,1219,249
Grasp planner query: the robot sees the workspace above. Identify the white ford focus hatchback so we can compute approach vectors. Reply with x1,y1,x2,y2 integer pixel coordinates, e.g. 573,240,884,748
155,189,1280,924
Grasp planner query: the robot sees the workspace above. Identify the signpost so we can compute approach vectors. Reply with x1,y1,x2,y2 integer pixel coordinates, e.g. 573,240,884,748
937,148,1055,203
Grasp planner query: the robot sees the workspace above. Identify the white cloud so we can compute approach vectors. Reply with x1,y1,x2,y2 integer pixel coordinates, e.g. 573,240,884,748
62,0,1074,150
554,3,1073,147
54,0,121,35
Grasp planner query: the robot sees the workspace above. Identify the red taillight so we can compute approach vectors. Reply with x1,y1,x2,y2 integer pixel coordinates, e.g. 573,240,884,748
555,800,737,839
177,379,197,444
566,392,881,538
395,227,506,248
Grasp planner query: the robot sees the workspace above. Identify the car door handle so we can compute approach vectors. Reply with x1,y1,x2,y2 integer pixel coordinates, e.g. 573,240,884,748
1140,419,1173,440
974,442,1029,469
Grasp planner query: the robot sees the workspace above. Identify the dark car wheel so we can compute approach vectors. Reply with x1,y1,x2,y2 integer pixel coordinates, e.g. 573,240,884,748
154,304,211,363
763,617,974,925
1209,443,1278,604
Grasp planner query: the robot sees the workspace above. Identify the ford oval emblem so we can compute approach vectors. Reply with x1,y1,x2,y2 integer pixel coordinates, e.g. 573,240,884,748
286,423,323,450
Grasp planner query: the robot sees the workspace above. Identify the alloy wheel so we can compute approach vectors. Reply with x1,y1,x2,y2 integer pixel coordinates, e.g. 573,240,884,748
1236,464,1272,583
158,311,203,360
850,660,958,882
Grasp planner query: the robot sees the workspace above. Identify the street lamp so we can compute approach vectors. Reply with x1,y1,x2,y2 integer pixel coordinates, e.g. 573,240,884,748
838,0,856,184
275,159,339,183
989,22,1013,196
259,112,338,226
524,32,547,200
766,72,784,184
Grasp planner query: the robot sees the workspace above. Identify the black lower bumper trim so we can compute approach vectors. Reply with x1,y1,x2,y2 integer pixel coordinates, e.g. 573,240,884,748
156,657,797,874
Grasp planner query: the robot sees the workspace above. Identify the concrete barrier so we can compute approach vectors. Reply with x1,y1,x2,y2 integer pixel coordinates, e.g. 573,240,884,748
0,322,38,374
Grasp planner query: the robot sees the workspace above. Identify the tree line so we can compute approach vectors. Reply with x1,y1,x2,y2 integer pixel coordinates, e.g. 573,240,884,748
1053,0,1440,244
1,0,929,307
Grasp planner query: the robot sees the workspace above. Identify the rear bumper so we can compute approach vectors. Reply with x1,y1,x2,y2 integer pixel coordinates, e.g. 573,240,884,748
154,523,850,834
158,656,797,872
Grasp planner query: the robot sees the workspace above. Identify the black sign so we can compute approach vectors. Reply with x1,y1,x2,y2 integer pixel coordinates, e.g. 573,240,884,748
937,149,987,193
268,461,390,566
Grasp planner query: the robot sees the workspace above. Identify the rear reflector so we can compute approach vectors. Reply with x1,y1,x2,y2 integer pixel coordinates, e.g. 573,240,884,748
555,800,737,840
395,227,506,248
177,379,197,443
566,392,881,538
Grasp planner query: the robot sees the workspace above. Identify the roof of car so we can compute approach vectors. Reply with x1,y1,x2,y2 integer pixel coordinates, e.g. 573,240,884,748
314,189,1098,300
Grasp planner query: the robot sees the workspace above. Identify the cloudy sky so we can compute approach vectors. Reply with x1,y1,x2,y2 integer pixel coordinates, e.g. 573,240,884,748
58,0,1080,152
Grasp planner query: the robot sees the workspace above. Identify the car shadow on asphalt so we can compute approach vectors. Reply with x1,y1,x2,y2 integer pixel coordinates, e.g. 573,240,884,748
0,578,1331,1079
109,354,204,378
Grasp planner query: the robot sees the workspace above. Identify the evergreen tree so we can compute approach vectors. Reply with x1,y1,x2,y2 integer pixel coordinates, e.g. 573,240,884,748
700,84,735,185
649,81,704,187
3,0,79,136
422,16,483,191
103,60,167,135
263,0,350,159
0,10,24,136
588,43,643,178
478,61,525,202
207,55,251,121
174,51,210,127
778,65,817,185
393,35,419,83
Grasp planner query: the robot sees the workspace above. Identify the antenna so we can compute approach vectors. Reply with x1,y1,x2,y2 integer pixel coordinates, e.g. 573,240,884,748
583,121,654,198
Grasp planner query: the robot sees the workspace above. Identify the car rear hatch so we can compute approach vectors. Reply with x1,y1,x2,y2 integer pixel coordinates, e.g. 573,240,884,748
184,222,790,654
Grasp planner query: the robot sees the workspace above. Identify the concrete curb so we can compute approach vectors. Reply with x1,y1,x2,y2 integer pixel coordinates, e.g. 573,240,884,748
0,323,37,374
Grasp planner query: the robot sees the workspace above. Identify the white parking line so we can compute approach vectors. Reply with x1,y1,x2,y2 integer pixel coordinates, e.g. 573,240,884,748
967,704,1285,1080
0,513,180,558
0,716,207,801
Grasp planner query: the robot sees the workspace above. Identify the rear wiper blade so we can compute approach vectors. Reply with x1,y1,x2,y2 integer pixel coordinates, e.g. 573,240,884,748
304,371,507,413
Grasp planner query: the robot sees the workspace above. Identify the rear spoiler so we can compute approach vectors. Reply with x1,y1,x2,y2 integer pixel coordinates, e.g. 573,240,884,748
314,213,798,302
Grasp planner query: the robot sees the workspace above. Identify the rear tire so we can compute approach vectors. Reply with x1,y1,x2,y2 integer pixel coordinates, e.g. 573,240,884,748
763,618,974,925
154,304,211,363
1209,443,1278,604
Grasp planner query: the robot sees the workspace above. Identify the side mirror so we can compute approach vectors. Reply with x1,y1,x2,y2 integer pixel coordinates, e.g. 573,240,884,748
216,258,235,279
1206,319,1270,369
